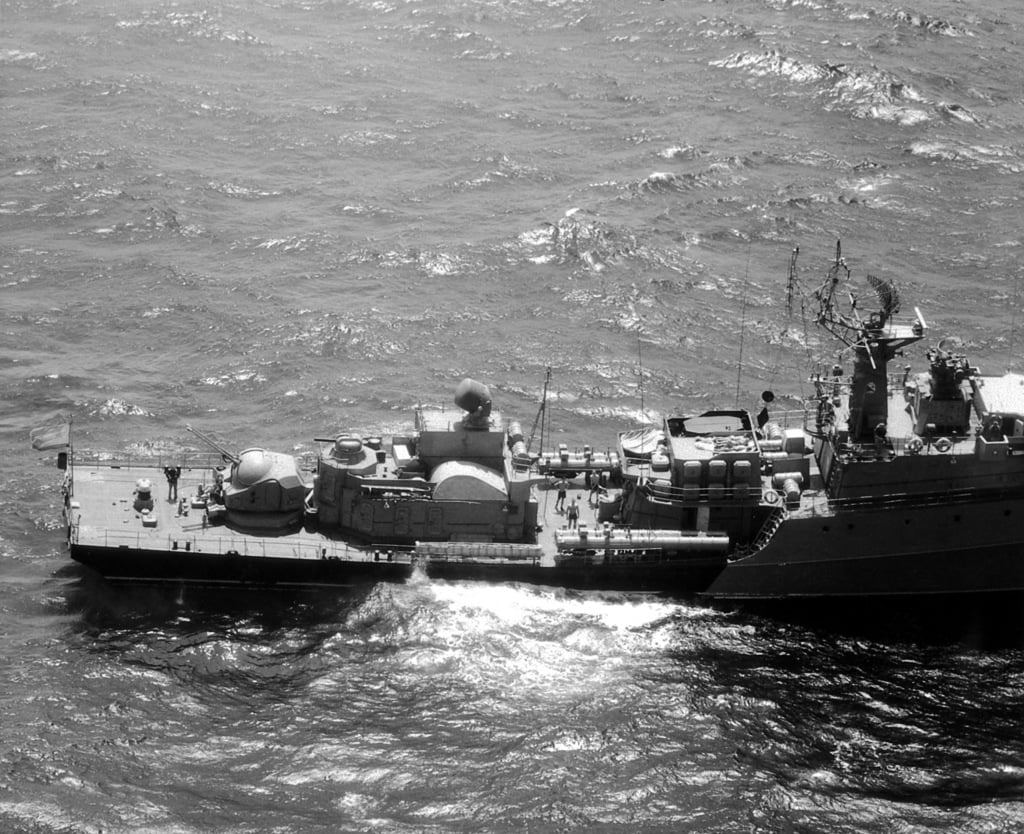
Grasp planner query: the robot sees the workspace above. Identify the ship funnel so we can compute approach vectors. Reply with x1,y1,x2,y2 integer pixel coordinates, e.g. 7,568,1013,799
454,378,492,428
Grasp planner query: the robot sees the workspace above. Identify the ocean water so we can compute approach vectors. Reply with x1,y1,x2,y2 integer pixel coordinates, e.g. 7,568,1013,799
3,0,1024,831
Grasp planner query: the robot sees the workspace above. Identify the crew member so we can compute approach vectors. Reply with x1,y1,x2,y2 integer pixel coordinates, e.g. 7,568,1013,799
554,476,569,512
566,497,580,530
164,465,181,501
209,472,225,505
873,422,888,460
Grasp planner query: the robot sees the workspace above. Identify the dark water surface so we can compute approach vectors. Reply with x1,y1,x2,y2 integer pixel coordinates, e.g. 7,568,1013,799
3,0,1024,830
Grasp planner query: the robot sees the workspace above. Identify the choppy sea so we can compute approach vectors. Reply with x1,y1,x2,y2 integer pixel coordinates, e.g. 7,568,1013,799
3,0,1024,830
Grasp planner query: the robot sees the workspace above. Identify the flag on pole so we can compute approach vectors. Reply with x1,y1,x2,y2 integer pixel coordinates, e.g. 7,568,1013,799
30,421,71,451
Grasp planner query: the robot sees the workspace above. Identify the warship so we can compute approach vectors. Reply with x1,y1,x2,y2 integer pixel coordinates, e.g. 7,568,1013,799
36,244,1024,605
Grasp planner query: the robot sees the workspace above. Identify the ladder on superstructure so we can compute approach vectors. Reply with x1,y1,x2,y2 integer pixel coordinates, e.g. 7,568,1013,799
730,506,788,560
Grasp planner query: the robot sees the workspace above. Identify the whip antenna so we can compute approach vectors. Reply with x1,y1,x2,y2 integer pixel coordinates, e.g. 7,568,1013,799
735,246,752,406
637,329,646,421
1011,268,1021,372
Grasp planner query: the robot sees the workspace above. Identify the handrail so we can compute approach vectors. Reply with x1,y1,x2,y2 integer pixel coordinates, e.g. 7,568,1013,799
763,408,812,430
71,449,319,472
730,506,787,560
642,480,759,504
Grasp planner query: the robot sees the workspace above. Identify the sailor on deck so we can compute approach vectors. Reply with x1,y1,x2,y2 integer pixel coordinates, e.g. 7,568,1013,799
554,476,569,512
164,465,181,501
874,422,889,460
567,497,580,530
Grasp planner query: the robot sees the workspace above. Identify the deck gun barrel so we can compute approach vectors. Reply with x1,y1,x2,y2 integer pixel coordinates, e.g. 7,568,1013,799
186,425,240,464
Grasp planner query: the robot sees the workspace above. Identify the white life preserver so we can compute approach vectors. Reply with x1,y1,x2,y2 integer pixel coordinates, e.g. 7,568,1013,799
906,437,924,455
763,489,781,506
934,436,952,453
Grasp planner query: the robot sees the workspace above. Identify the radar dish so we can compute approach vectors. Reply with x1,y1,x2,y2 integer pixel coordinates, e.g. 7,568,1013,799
867,274,901,319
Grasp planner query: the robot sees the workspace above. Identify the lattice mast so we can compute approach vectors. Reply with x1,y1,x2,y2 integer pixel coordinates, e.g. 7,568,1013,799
793,242,926,443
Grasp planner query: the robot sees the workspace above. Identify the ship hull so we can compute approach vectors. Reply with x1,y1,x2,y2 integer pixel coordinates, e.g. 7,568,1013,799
65,458,1024,603
705,494,1024,599
69,543,725,594
70,544,411,590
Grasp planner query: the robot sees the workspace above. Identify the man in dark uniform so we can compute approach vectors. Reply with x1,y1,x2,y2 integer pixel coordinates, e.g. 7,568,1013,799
164,465,181,502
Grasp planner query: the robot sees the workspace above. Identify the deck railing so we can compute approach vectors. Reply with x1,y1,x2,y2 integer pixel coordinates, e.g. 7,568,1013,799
642,479,760,504
70,449,320,472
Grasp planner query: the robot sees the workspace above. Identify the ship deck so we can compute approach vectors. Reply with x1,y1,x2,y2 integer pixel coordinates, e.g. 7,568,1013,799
66,456,603,569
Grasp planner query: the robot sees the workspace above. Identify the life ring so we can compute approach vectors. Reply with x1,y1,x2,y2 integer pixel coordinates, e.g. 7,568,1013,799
934,436,952,453
906,437,924,455
763,489,781,506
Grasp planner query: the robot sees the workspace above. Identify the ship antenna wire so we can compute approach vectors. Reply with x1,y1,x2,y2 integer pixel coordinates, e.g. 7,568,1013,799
768,246,813,401
768,247,799,394
1011,267,1021,372
67,413,75,497
637,328,646,422
735,246,752,407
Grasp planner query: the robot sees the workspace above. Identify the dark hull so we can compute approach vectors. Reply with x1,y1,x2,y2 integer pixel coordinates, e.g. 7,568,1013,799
70,544,725,594
705,496,1024,600
708,541,1024,599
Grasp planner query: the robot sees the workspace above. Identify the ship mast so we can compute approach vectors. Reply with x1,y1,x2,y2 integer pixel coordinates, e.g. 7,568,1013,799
808,242,926,443
526,367,551,455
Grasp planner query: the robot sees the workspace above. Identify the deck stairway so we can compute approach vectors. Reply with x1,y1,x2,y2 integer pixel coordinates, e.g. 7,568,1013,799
729,506,787,561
